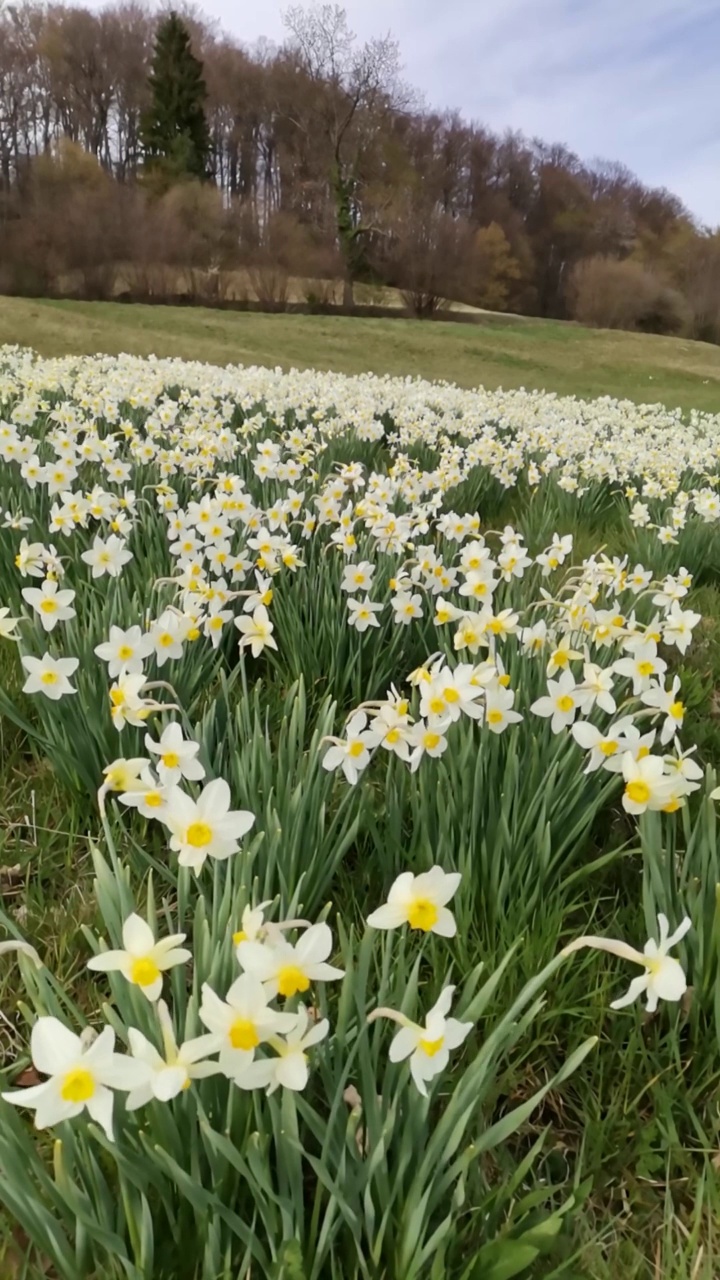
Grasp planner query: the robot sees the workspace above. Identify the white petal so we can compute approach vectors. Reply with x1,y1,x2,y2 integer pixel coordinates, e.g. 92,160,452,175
366,903,407,930
153,1066,188,1101
122,914,155,955
85,1086,115,1140
431,908,457,938
389,1027,418,1062
609,974,649,1009
31,1018,81,1075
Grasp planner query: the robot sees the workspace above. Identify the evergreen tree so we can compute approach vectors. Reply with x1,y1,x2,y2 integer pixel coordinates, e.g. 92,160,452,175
140,12,210,182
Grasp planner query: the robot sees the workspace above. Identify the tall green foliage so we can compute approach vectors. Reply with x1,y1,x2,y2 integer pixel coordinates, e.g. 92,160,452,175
140,12,210,183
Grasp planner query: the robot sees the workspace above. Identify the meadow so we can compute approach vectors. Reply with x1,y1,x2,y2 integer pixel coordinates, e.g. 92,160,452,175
0,339,720,1279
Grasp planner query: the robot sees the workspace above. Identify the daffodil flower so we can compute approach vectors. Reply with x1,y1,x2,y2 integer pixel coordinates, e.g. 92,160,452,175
236,922,345,999
145,722,205,785
126,1001,221,1108
562,913,691,1013
161,779,255,873
199,975,298,1076
21,652,79,701
1,1017,150,1140
368,986,473,1096
367,867,461,936
87,912,191,1002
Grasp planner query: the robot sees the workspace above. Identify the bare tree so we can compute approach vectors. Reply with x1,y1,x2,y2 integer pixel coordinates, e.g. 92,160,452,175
282,3,410,305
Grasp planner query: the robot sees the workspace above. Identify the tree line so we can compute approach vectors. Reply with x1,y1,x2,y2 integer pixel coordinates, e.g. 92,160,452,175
2,0,720,338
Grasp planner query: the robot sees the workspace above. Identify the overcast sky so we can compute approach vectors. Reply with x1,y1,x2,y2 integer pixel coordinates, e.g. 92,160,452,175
105,0,720,225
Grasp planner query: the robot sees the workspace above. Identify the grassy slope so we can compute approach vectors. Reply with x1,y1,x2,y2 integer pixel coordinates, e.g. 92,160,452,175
2,296,720,412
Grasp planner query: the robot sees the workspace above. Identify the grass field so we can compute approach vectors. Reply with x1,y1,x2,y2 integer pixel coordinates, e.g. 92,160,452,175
2,334,720,1278
2,294,720,411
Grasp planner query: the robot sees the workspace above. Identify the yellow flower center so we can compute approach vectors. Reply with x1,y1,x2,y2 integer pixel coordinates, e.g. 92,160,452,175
110,688,125,706
407,898,439,931
662,797,682,813
39,599,57,613
423,731,441,750
144,791,164,808
637,745,651,759
60,1067,96,1103
162,752,180,769
436,608,451,623
232,929,247,945
187,627,201,641
499,674,511,688
429,696,446,715
348,740,365,759
117,645,134,660
487,708,503,725
556,694,574,713
637,661,654,677
669,700,684,720
444,688,460,704
553,650,569,666
229,1018,260,1051
277,965,310,998
186,821,212,848
40,671,58,685
158,633,174,648
419,1035,445,1057
600,740,618,756
385,727,401,744
626,780,651,805
487,618,504,634
130,956,161,986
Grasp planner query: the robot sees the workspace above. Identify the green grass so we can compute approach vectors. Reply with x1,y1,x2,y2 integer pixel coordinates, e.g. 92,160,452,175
2,336,720,1278
2,296,720,412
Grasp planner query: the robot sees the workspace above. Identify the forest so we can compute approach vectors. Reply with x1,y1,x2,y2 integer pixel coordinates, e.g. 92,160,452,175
2,1,720,336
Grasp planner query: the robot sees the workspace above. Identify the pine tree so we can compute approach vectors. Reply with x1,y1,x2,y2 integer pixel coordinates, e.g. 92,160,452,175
140,12,210,182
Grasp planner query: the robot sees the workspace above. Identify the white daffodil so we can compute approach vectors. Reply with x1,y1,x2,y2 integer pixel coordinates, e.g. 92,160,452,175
576,661,616,715
484,681,523,733
236,922,344,999
408,719,450,770
563,914,691,1013
126,1001,221,1109
94,624,153,677
621,752,688,814
613,641,667,695
149,610,187,667
571,717,635,772
235,604,278,657
161,778,255,873
322,711,378,784
21,579,76,632
81,534,133,579
1,1017,150,1140
100,757,149,795
118,767,171,820
199,975,298,1077
254,1006,330,1094
0,607,20,639
367,867,461,936
87,912,191,1002
346,595,383,632
368,985,473,1096
109,672,155,731
21,652,78,701
530,670,581,733
640,676,685,744
145,722,205,785
341,560,376,593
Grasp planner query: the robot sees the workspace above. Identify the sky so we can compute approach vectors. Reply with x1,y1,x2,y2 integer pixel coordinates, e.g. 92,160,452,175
99,0,720,225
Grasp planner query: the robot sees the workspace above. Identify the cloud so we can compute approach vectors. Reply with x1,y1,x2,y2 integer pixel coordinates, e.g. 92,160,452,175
93,0,720,223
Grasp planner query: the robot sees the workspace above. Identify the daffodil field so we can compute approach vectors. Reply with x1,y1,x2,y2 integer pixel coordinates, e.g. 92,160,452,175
2,345,720,1278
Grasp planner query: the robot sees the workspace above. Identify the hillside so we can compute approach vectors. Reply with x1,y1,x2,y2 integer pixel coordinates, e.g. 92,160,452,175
2,296,720,413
